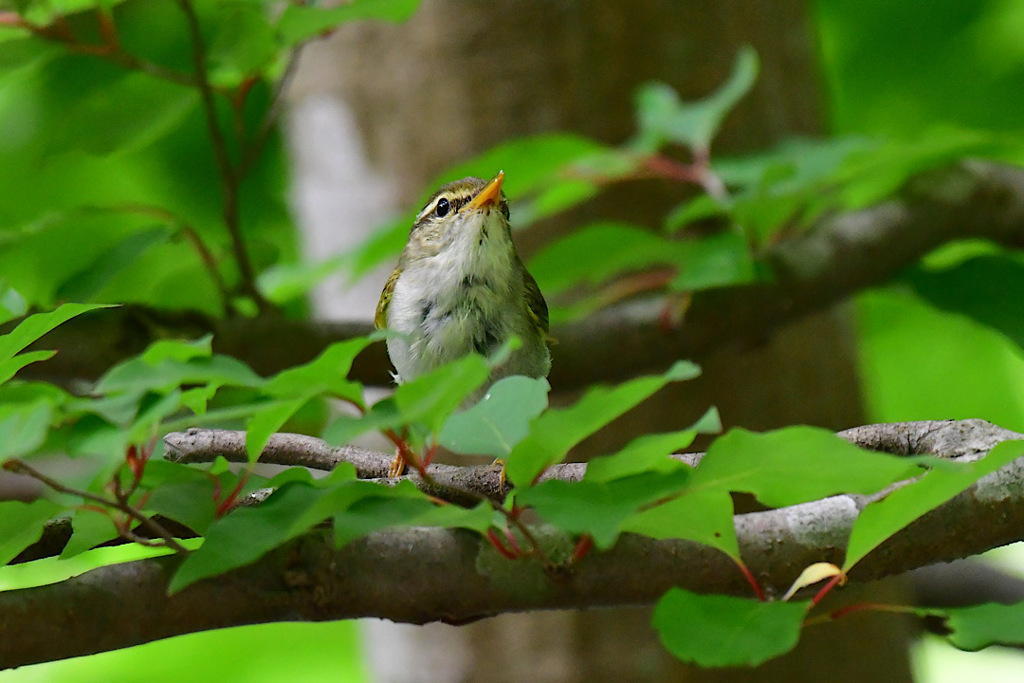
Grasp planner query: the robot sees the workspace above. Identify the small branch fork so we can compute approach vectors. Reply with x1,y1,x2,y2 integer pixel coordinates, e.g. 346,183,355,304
3,440,188,555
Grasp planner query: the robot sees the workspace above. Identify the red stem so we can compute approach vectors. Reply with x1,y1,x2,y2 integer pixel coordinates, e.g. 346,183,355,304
733,559,766,602
486,529,519,560
811,573,844,607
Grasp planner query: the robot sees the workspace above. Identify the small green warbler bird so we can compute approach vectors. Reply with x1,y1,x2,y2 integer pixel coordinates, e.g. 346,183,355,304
375,170,551,395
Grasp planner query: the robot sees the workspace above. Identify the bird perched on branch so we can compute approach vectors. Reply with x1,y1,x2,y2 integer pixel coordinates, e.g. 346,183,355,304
375,171,552,473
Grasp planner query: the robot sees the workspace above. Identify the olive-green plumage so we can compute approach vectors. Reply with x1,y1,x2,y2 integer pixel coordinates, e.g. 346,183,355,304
375,172,551,392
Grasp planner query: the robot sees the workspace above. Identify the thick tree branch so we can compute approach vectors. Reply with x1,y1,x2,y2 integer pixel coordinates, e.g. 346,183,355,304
3,420,1023,668
18,160,1024,387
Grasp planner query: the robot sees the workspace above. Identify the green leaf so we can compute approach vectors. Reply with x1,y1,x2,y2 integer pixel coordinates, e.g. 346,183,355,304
622,487,738,558
664,195,730,233
96,352,263,396
391,353,492,435
60,508,120,559
277,0,423,45
692,426,923,508
263,337,373,405
246,399,308,463
55,227,173,302
904,255,1024,352
0,500,62,565
331,482,491,547
634,46,759,153
0,302,109,363
141,461,218,535
934,601,1024,651
667,230,757,292
653,588,807,667
169,481,329,592
843,439,1024,570
517,469,690,548
505,361,701,486
141,336,213,364
0,398,54,458
207,3,278,87
0,349,55,385
528,223,688,296
585,407,719,482
439,376,550,458
43,67,198,157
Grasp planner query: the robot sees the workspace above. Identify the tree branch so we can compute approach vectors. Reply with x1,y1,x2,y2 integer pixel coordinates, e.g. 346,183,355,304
3,419,1022,669
19,160,1024,386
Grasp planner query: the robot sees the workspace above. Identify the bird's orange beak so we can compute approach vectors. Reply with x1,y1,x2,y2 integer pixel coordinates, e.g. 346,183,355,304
464,171,505,211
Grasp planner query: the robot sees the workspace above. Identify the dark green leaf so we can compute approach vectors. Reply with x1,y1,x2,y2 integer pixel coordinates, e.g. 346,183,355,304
653,588,807,667
439,376,550,458
904,255,1024,352
169,481,329,592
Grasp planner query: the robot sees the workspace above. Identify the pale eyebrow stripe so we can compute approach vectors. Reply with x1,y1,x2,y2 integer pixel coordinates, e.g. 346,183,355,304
416,196,442,223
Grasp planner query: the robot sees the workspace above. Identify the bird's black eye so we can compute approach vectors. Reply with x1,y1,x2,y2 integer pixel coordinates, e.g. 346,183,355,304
435,197,450,218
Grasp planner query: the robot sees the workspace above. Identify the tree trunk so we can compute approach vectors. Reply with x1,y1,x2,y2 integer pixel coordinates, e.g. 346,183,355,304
285,1,915,680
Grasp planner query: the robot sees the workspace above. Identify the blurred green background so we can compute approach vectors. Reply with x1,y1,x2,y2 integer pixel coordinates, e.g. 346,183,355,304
3,0,1024,680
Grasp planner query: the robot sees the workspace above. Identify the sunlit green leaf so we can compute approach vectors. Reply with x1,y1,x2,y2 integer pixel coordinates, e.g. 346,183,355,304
653,588,807,667
246,398,308,463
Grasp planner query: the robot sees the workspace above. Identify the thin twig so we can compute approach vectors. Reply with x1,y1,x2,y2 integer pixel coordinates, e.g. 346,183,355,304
3,459,189,555
175,0,268,312
237,42,308,180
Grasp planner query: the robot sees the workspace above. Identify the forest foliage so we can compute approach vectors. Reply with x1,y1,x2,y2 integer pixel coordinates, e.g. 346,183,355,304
2,0,1024,670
